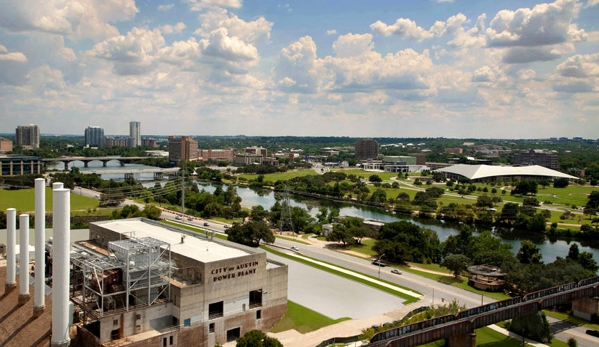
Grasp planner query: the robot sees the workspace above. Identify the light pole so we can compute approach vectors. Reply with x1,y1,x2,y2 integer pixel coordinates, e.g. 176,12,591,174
377,254,386,279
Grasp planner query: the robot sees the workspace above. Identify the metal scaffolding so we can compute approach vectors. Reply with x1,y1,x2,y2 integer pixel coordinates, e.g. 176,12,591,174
70,236,171,319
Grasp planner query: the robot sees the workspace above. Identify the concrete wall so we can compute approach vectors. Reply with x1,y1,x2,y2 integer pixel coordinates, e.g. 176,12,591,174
97,303,174,343
572,297,599,321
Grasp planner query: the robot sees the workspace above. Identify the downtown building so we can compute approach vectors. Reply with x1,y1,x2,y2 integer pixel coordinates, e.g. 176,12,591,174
130,121,141,147
84,126,105,147
168,136,199,163
15,124,40,149
354,138,379,161
513,149,559,170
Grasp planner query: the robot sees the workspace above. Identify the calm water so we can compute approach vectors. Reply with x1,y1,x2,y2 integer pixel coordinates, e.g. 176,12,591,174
197,182,599,263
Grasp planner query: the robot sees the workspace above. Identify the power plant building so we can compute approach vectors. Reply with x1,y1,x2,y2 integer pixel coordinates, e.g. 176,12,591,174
74,219,288,346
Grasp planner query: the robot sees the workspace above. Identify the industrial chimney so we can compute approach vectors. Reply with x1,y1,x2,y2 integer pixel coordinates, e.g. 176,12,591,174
18,214,30,305
34,177,46,317
5,208,16,293
51,187,70,347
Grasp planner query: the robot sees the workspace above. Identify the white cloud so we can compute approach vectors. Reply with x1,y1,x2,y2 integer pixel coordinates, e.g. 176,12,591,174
161,22,187,35
199,27,259,62
0,45,28,85
193,9,272,43
587,0,599,7
327,29,337,36
502,46,561,64
0,0,138,40
370,18,434,40
332,33,374,57
472,66,496,82
486,0,581,47
184,0,242,11
157,4,175,11
275,36,321,93
556,53,599,77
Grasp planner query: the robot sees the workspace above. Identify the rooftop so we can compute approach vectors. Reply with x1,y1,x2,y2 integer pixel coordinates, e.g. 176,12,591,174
95,219,253,263
434,164,576,180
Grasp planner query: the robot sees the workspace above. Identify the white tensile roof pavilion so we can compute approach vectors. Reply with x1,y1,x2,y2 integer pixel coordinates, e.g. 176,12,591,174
434,164,577,181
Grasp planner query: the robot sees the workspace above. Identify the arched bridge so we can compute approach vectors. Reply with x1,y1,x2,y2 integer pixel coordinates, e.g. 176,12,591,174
367,276,599,347
43,157,152,170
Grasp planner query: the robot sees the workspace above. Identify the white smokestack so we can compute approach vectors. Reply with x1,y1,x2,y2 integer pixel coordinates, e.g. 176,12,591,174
51,187,70,347
5,208,17,293
34,178,46,316
19,214,30,305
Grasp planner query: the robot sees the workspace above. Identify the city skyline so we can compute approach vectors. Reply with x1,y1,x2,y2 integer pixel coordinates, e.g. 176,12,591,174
0,0,598,139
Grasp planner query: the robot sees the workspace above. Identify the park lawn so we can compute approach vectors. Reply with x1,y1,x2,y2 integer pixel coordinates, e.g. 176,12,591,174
275,234,311,245
0,187,98,212
348,238,378,257
417,326,541,347
236,169,317,182
270,301,351,334
407,262,452,275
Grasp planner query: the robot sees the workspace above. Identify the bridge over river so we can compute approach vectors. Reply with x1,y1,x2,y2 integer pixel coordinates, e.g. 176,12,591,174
367,276,599,347
42,156,152,170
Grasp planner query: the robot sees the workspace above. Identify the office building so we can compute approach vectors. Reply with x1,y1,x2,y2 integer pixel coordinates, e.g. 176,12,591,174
354,138,379,161
142,138,157,147
15,124,40,149
513,149,559,170
200,148,235,162
105,136,134,148
0,137,13,153
130,121,141,147
84,126,105,147
168,136,199,163
0,155,43,176
244,147,268,157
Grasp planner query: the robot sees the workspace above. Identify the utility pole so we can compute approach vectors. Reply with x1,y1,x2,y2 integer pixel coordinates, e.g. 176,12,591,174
181,160,185,214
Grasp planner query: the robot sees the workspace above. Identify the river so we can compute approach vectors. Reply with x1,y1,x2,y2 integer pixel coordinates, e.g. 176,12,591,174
196,182,599,263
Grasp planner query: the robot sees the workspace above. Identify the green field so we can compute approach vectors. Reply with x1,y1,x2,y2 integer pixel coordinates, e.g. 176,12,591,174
0,187,99,212
270,301,350,334
236,169,317,182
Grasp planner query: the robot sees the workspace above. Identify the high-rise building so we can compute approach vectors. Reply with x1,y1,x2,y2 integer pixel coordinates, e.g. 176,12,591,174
129,121,141,147
84,126,105,147
168,136,199,163
354,138,379,161
15,124,40,149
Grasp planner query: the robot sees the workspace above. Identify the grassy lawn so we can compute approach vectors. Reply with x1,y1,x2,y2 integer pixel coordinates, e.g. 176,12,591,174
0,187,99,212
275,234,312,245
407,262,452,274
347,238,378,257
270,301,351,334
236,169,317,182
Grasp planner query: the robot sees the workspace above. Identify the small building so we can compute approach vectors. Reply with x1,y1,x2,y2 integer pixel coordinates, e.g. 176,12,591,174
0,155,44,176
467,265,506,292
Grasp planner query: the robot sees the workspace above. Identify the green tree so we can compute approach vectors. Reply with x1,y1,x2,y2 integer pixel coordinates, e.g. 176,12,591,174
368,174,382,183
516,240,543,265
507,311,553,343
440,254,470,278
250,205,269,221
227,221,274,247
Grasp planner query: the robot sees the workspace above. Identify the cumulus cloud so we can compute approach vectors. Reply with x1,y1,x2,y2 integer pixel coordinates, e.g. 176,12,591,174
332,33,374,57
556,53,599,77
370,18,434,40
0,45,28,85
327,29,337,35
552,80,594,93
472,66,496,82
87,27,165,75
157,4,175,11
161,22,186,35
184,0,242,11
199,27,259,62
275,36,321,93
502,46,561,64
0,0,138,40
486,0,581,47
194,9,272,43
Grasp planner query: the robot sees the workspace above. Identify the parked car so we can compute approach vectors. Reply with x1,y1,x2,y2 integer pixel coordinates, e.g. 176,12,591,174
187,217,193,221
224,225,230,229
586,329,599,338
203,222,210,227
391,269,402,275
291,246,299,251
175,215,182,220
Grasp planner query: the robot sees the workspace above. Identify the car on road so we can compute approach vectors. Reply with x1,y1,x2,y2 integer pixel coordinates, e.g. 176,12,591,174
187,217,194,221
372,260,386,267
291,246,299,251
391,269,402,275
175,215,182,220
586,329,599,338
203,222,210,227
224,225,230,229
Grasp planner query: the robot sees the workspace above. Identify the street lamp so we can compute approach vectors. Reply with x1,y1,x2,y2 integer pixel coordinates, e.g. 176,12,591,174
377,254,386,279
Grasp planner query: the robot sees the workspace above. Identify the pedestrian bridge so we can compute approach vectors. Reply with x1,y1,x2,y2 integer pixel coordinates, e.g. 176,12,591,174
43,156,152,170
367,276,599,347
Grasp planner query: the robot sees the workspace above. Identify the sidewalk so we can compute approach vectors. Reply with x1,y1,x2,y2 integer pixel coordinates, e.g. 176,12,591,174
487,325,550,347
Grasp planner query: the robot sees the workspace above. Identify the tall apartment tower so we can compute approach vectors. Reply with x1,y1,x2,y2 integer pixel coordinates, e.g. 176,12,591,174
129,121,141,147
355,138,379,161
84,126,105,147
15,124,40,149
168,136,199,163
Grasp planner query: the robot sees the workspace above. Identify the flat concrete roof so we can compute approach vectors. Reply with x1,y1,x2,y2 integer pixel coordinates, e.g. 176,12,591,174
98,219,252,263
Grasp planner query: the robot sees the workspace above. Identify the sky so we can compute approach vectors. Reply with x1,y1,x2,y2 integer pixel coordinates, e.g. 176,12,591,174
0,0,598,139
